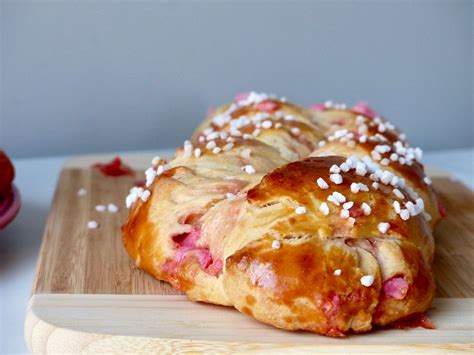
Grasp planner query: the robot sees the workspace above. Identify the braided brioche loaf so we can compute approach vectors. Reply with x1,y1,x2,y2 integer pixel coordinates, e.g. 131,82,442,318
122,93,440,336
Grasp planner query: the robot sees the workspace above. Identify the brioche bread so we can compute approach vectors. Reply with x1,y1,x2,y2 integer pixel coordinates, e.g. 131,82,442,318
123,93,440,336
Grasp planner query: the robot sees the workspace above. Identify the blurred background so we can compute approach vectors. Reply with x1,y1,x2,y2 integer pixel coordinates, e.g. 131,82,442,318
1,0,473,157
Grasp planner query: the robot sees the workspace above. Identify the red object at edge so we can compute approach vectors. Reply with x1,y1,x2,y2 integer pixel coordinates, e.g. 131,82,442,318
0,150,21,230
92,157,134,177
0,151,15,196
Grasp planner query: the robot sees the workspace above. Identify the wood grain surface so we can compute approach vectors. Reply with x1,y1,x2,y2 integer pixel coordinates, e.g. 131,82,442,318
26,154,474,353
32,166,180,296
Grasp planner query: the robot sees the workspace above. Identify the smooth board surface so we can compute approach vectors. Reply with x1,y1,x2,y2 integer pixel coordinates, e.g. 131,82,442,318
27,154,474,353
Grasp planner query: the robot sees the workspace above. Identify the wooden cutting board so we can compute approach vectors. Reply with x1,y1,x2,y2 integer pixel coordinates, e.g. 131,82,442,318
25,153,474,353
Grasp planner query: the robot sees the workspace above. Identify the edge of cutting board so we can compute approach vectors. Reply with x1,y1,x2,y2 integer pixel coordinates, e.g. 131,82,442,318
25,294,474,354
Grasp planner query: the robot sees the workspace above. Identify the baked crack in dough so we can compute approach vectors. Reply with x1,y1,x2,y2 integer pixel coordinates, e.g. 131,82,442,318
123,93,441,336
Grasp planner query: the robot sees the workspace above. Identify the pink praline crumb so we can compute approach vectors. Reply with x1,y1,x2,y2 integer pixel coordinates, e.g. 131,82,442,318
234,92,250,102
255,101,278,112
308,103,326,111
351,101,378,119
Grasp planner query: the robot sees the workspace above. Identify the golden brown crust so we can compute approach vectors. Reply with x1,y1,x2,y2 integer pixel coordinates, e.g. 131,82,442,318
122,94,438,336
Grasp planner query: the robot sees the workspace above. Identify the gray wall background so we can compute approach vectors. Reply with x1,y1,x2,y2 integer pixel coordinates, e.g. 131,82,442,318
1,0,472,158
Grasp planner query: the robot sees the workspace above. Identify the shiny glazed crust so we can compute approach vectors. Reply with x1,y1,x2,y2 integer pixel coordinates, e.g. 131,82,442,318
123,94,440,336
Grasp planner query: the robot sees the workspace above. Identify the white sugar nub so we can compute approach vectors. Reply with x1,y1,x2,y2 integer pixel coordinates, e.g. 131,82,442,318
343,201,354,210
183,141,193,158
194,148,202,158
141,190,151,202
378,222,390,234
340,162,350,172
243,165,256,174
381,171,393,185
145,167,157,187
361,202,371,216
151,156,161,165
390,176,399,186
415,147,423,162
95,204,106,212
355,162,367,176
329,165,340,174
107,203,119,213
393,201,401,213
77,188,87,197
272,240,282,249
334,129,348,138
416,198,425,211
350,183,360,193
319,202,330,215
87,220,98,229
230,129,243,137
406,201,418,216
206,132,220,141
399,209,410,220
203,127,214,135
212,147,222,154
156,165,165,175
334,269,342,276
371,151,382,161
125,194,136,209
332,191,346,204
206,141,217,150
317,177,329,189
340,209,350,218
424,176,432,185
330,173,343,185
295,206,307,215
291,127,301,135
356,115,365,125
393,189,404,199
360,275,374,287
